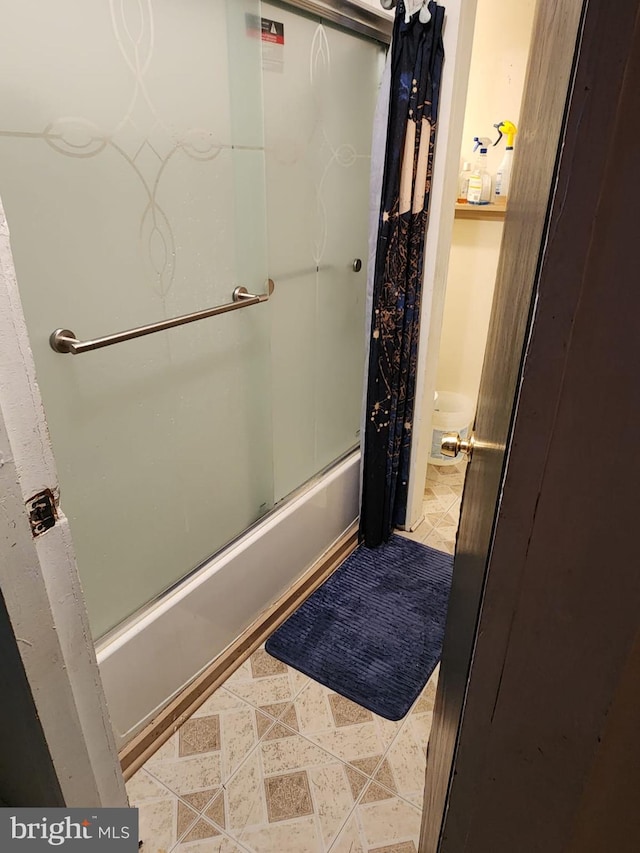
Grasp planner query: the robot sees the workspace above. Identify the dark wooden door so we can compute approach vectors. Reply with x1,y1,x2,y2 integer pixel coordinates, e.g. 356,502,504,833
421,0,640,849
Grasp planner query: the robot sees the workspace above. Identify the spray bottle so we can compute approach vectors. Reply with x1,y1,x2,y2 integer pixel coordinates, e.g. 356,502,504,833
493,121,518,200
467,137,493,205
457,161,472,204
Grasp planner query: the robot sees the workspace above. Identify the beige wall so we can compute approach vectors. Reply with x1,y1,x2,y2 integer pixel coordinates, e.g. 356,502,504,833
435,0,536,407
460,0,537,177
436,219,502,402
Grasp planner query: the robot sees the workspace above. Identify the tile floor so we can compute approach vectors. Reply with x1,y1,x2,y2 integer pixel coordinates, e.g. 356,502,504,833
128,461,466,853
399,460,467,556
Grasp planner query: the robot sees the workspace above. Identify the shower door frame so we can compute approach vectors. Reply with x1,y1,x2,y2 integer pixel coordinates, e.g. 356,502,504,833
274,0,392,42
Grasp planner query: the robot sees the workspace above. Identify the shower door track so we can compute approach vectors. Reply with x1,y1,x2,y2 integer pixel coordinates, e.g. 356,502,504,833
277,0,392,43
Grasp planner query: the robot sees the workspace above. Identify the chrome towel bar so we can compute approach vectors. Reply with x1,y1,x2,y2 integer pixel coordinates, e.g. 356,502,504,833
49,280,275,354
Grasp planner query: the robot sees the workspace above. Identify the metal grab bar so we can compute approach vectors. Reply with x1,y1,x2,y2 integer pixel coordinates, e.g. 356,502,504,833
49,280,275,354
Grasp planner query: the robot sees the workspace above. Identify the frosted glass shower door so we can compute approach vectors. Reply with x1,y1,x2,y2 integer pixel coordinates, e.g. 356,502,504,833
0,1,272,638
263,3,385,500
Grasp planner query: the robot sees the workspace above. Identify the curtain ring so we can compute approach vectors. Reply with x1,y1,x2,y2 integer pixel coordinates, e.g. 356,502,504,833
380,0,430,22
419,1,432,24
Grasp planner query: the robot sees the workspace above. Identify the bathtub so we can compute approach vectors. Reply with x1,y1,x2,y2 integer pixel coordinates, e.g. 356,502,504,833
96,450,360,748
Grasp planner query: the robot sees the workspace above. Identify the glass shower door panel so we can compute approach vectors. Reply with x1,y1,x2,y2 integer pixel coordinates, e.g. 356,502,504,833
313,24,384,471
263,3,385,500
0,0,271,638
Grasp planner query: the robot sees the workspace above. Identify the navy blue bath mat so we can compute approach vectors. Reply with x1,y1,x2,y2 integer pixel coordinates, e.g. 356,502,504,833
266,534,453,720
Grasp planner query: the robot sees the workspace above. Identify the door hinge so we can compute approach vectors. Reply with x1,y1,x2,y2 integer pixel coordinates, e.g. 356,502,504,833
26,489,57,537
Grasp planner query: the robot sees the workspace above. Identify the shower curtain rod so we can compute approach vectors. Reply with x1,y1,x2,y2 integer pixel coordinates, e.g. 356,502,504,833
278,0,392,44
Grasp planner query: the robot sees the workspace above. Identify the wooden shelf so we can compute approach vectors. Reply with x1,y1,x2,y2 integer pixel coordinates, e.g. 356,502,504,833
454,198,507,221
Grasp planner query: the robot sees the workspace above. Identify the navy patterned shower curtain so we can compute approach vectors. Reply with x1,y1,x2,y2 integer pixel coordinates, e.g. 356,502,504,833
360,1,445,547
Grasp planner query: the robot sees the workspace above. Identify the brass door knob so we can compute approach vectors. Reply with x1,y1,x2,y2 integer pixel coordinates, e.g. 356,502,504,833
441,432,475,459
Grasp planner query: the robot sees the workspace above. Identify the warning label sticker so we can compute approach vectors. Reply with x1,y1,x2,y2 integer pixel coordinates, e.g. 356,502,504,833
246,14,285,73
261,18,285,45
246,15,285,45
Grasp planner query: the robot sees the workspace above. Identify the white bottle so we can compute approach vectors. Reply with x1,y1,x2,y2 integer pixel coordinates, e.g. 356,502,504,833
495,146,514,200
457,161,472,204
467,148,492,205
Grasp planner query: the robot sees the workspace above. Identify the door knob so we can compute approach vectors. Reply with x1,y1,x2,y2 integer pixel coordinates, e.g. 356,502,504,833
441,431,475,459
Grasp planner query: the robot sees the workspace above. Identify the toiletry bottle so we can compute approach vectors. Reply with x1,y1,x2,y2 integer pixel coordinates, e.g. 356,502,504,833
493,120,518,201
467,137,493,205
457,161,472,204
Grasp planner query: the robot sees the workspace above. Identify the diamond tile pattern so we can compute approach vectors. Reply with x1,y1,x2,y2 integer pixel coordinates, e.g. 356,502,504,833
250,649,288,679
128,459,463,852
129,650,441,852
264,770,314,822
398,460,466,556
179,715,221,756
329,694,373,728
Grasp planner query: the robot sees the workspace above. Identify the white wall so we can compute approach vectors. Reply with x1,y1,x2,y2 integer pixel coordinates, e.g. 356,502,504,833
434,0,536,408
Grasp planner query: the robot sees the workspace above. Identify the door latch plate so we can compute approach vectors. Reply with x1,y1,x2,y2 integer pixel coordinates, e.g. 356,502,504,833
26,489,57,537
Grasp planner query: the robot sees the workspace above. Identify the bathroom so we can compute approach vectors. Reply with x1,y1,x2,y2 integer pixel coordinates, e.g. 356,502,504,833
0,0,536,850
403,0,536,550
